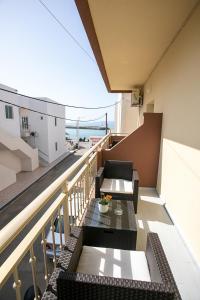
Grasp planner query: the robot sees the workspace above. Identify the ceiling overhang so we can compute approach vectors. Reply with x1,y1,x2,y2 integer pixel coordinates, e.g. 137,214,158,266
75,0,198,92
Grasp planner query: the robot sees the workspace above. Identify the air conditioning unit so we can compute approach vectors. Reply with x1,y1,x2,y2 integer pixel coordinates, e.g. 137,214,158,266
131,88,143,107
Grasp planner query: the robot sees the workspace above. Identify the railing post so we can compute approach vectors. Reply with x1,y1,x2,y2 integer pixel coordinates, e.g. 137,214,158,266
50,219,57,268
41,231,49,286
13,268,21,300
29,247,39,299
84,158,90,203
95,152,98,175
62,182,70,243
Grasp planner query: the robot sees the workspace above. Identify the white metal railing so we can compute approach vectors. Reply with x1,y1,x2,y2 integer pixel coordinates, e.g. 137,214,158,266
0,133,110,300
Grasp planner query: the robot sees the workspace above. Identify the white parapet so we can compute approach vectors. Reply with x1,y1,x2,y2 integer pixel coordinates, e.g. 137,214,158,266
0,164,16,191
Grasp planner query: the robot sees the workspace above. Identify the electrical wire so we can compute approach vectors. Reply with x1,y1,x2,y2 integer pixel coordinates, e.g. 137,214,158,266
0,87,119,109
0,99,105,123
37,0,95,63
35,1,120,109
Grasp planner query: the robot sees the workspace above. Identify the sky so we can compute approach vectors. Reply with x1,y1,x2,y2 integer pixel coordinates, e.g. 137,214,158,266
0,0,118,123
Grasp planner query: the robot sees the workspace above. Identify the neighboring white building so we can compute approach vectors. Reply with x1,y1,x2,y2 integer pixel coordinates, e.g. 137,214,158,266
0,84,21,137
0,83,66,191
0,84,39,191
115,93,139,134
20,96,66,164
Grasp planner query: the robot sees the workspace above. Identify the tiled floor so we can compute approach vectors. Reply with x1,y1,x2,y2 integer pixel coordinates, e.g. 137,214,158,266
137,188,200,300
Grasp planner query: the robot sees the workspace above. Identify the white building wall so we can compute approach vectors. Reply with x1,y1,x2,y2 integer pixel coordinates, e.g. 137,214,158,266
0,86,66,164
23,98,49,161
0,84,20,137
22,97,66,163
28,113,49,160
115,94,122,133
0,83,67,192
0,87,50,160
46,101,66,163
115,93,139,134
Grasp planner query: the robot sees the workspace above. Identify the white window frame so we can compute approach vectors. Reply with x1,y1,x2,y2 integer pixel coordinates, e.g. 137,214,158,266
5,105,14,119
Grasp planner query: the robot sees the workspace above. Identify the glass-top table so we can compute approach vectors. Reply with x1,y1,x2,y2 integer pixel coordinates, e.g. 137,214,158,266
83,199,137,250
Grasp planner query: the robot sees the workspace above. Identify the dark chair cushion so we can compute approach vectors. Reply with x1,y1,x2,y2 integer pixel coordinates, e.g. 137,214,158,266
104,160,133,181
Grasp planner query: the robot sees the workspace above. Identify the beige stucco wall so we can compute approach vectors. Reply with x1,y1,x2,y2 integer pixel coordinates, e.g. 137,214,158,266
0,150,22,173
141,4,200,265
0,164,16,191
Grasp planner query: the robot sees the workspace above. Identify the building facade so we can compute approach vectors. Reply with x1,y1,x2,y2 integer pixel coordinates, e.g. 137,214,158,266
20,96,66,164
0,83,66,191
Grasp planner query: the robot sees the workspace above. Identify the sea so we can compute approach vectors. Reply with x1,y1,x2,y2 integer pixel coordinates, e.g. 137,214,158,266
65,121,114,140
66,128,106,140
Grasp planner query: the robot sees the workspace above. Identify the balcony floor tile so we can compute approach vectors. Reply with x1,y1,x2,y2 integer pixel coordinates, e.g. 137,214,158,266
136,187,200,300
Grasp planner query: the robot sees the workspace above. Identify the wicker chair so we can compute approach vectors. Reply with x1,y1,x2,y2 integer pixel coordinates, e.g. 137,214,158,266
42,227,181,300
95,160,139,213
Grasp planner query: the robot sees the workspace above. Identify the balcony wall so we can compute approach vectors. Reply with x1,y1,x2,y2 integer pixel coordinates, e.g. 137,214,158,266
140,4,200,265
101,113,162,187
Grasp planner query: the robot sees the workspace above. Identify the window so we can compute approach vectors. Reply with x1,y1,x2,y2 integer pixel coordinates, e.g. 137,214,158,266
22,117,29,130
5,105,13,119
55,117,57,126
55,142,58,151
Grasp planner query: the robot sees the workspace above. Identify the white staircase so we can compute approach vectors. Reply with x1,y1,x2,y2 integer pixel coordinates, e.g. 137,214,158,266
0,127,39,191
0,127,39,172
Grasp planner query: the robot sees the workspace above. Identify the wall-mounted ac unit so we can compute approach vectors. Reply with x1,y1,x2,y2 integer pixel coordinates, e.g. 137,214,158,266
131,88,143,107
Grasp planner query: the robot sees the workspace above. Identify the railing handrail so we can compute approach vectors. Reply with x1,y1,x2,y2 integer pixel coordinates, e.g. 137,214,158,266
0,193,66,288
0,133,110,254
111,132,129,135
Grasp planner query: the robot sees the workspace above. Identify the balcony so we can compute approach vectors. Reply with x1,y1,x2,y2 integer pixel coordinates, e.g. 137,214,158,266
0,0,200,298
0,125,199,300
0,134,110,299
72,3,200,300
